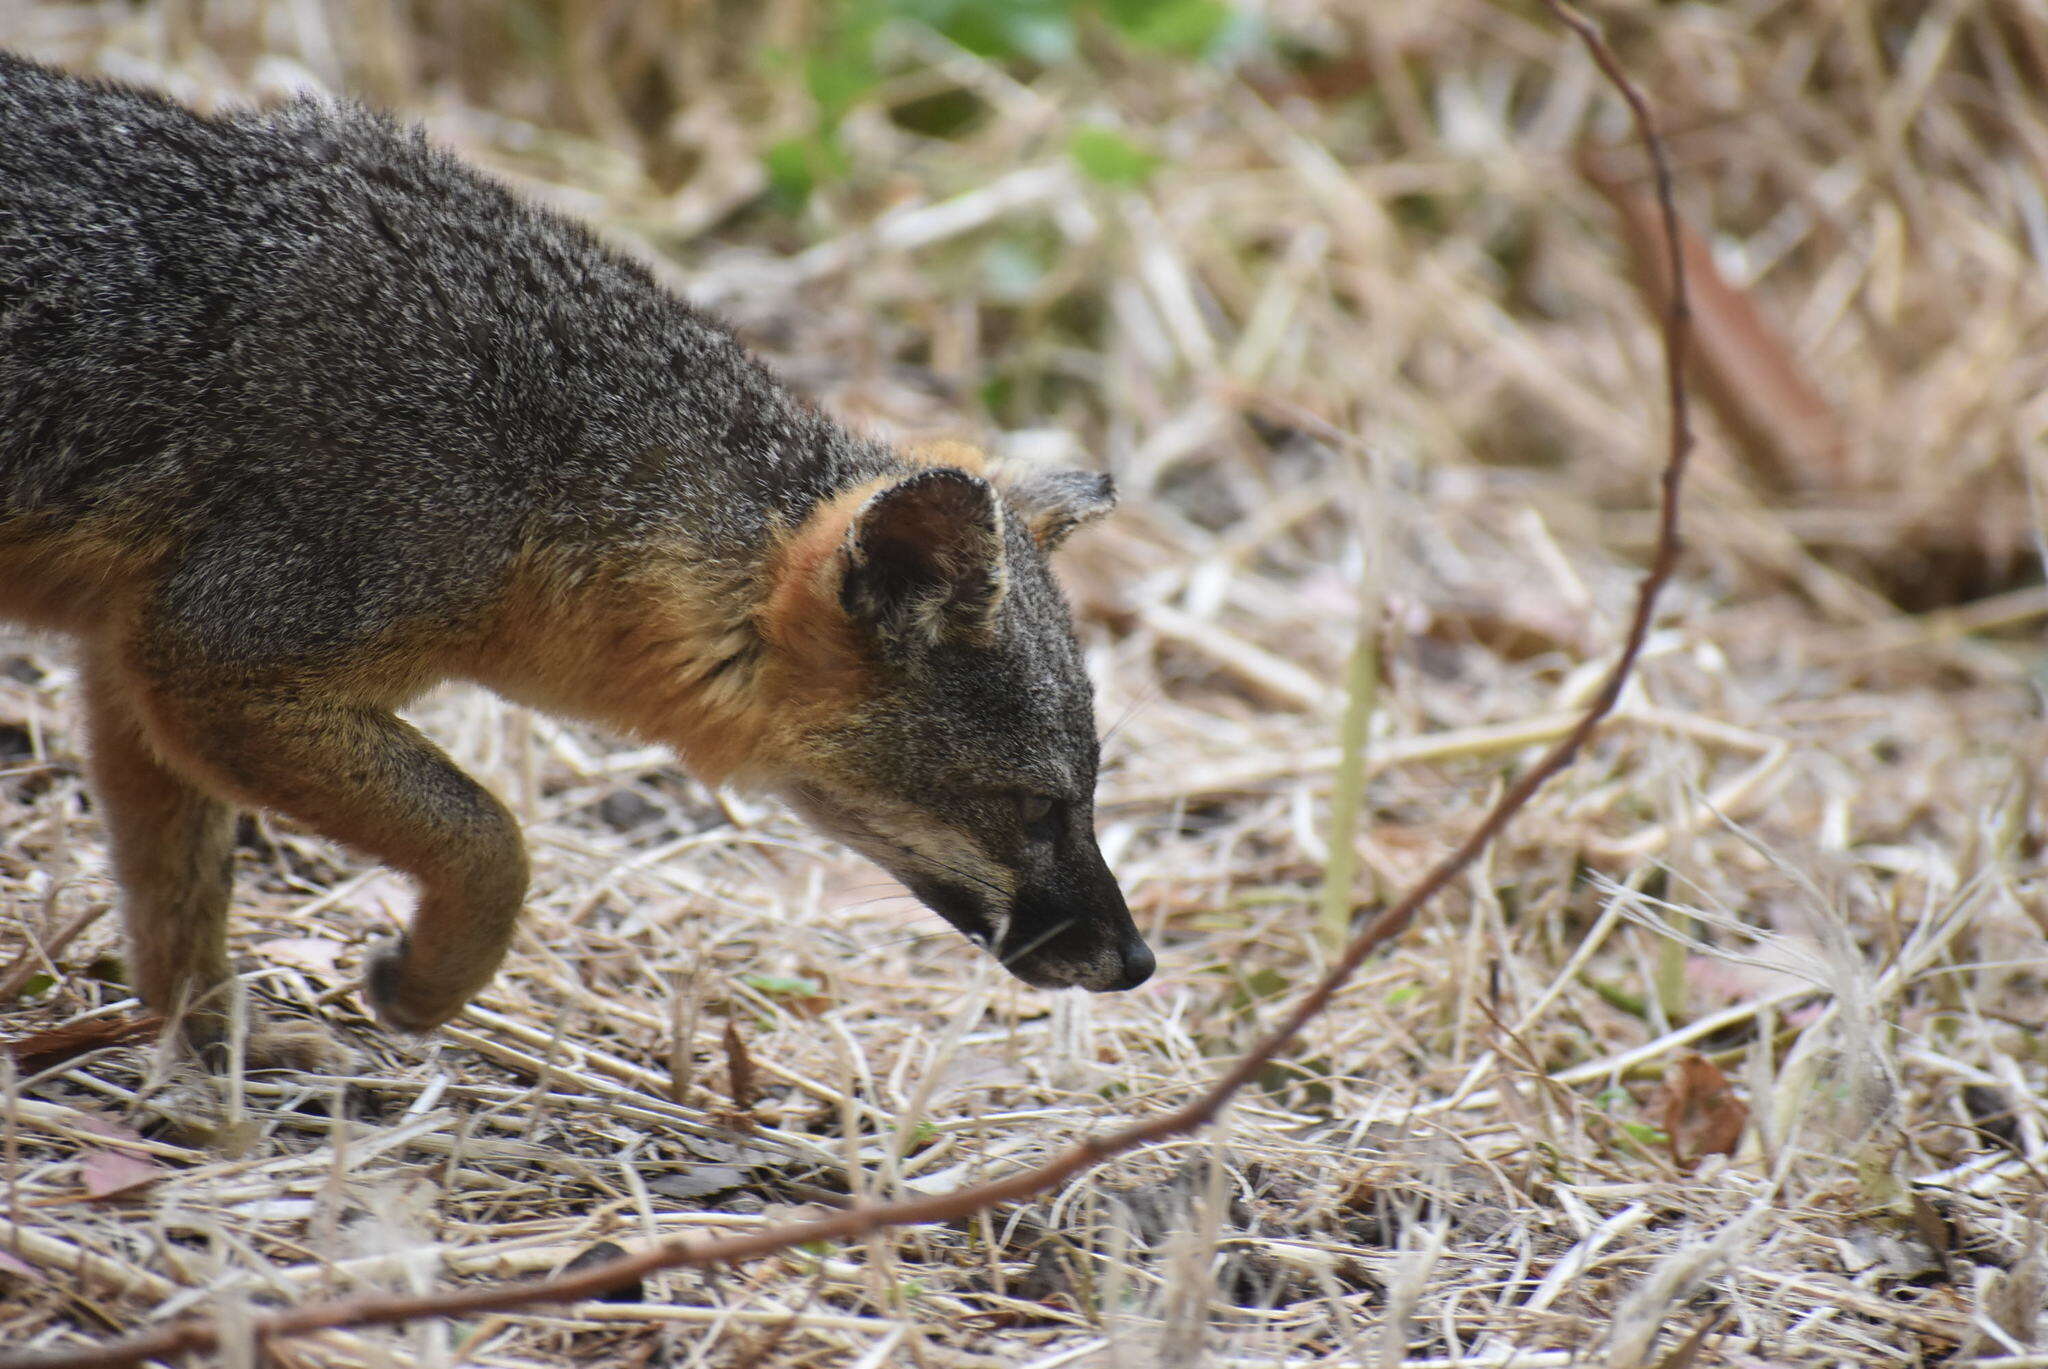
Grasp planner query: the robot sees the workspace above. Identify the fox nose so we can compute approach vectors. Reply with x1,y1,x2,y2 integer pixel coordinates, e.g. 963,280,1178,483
1113,935,1155,990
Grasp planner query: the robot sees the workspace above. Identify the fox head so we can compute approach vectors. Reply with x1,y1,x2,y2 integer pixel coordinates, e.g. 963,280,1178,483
759,452,1153,992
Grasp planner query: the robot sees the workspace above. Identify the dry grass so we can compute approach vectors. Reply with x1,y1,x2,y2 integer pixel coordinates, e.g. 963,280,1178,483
5,2,2048,1365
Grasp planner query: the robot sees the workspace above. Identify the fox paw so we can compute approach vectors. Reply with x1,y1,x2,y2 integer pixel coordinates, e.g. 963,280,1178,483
363,937,460,1035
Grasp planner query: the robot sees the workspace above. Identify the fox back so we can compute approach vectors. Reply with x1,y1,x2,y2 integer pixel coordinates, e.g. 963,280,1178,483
0,54,1149,1064
1,50,876,623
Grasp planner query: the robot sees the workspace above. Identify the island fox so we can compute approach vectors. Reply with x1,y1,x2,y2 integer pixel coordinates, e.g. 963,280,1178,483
0,53,1153,1069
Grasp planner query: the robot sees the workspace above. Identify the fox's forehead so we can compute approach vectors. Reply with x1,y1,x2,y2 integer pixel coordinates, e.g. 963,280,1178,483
845,597,1095,797
918,638,1095,787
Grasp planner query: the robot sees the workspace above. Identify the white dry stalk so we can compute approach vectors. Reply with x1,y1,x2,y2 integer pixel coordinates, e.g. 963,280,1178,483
1374,1218,1447,1369
1601,1211,1761,1369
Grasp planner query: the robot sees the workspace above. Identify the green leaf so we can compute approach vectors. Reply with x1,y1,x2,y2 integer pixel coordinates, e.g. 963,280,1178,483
806,46,881,127
1620,1121,1669,1148
978,373,1016,418
1068,125,1161,186
1256,1054,1335,1109
1584,974,1648,1019
741,972,823,999
763,138,817,209
1098,0,1231,55
886,0,1075,63
923,0,1078,63
890,86,989,139
762,134,851,212
14,972,54,999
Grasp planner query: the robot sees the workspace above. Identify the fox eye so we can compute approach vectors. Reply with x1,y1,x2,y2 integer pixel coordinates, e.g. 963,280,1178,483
1018,795,1062,841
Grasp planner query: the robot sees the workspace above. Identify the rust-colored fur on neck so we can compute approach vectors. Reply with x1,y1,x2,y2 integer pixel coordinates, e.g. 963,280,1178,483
468,473,916,789
468,547,782,787
756,477,890,724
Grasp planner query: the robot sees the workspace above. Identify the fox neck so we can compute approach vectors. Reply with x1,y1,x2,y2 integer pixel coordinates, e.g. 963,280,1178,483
469,528,868,790
464,446,1004,789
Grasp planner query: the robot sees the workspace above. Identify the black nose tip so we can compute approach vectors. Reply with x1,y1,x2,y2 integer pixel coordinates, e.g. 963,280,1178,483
1114,937,1155,990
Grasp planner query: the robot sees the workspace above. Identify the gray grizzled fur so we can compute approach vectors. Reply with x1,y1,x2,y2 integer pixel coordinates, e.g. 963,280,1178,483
2,50,874,630
0,52,1150,1064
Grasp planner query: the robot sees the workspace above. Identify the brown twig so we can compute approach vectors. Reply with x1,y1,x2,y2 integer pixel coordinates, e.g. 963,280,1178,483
0,5,1690,1365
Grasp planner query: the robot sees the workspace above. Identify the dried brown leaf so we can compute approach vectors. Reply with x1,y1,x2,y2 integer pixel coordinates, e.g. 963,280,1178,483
5,1014,162,1074
723,1017,757,1116
1655,1052,1748,1166
1583,151,1849,495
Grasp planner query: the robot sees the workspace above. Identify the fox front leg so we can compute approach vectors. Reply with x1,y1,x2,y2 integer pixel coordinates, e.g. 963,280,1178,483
82,652,360,1070
117,655,530,1037
82,657,236,1048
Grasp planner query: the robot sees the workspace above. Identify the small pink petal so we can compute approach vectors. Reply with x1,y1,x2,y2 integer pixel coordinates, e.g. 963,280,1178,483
81,1149,165,1199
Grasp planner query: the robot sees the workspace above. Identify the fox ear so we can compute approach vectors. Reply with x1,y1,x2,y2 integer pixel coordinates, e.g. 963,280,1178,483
841,469,1007,647
1001,467,1116,551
